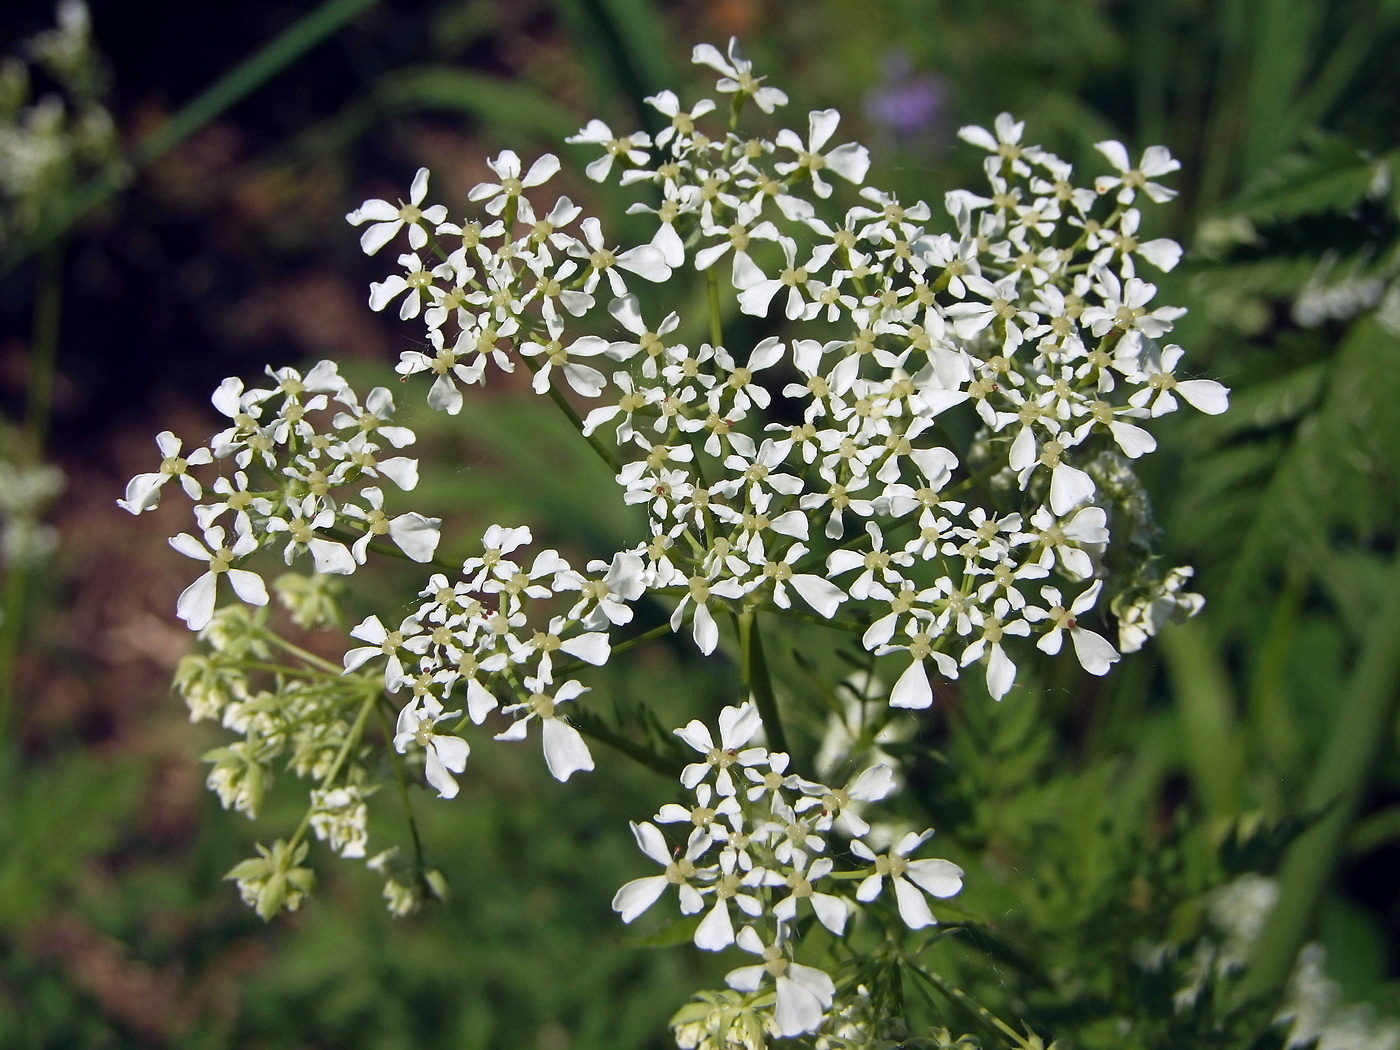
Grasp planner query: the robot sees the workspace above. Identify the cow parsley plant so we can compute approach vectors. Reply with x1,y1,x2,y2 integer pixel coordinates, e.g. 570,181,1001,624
122,39,1227,1045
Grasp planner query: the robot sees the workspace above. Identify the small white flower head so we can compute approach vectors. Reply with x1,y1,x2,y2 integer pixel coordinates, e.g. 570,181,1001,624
957,112,1042,175
774,109,870,198
725,926,835,1037
852,830,963,929
468,149,561,214
346,167,448,255
1094,141,1181,204
168,521,267,632
119,430,213,514
612,820,710,922
1026,580,1120,676
691,39,789,113
675,702,767,795
393,694,469,799
566,120,650,183
495,674,595,782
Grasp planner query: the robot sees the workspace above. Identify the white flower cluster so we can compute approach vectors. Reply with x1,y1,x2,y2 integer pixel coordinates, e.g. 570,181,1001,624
125,36,1232,1043
346,38,1224,723
615,701,962,1038
350,524,643,795
120,360,442,631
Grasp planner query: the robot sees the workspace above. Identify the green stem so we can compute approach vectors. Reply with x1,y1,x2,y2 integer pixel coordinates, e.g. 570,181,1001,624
241,660,346,683
378,703,427,867
0,246,64,753
290,683,379,843
737,608,786,755
261,630,346,676
1238,546,1400,999
3,0,380,275
906,962,1039,1049
544,382,621,474
23,246,63,458
515,352,622,475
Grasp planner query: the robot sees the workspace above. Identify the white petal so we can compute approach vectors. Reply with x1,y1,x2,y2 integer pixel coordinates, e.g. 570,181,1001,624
389,512,442,562
359,220,403,256
615,244,672,282
1137,237,1182,271
824,142,870,184
309,538,356,575
541,718,594,781
631,820,672,865
175,572,217,631
612,875,668,923
890,658,933,709
1049,461,1095,515
849,763,895,802
692,602,718,655
856,873,884,902
694,900,735,950
1095,140,1131,173
725,964,766,994
774,971,831,1037
423,744,460,798
986,643,1017,700
905,858,964,898
1110,420,1157,458
893,876,937,929
169,532,210,561
1070,627,1120,676
811,893,849,935
560,632,611,666
227,568,269,607
118,473,165,514
1176,379,1230,415
790,574,845,618
432,734,470,774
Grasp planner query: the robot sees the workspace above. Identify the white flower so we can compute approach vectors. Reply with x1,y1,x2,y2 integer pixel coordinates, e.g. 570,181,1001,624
570,215,672,296
644,89,716,149
343,486,441,564
612,820,709,921
168,523,268,631
691,40,789,113
393,694,470,798
725,927,834,1037
495,674,595,781
774,109,870,198
1025,580,1120,676
468,149,560,214
771,854,849,935
566,121,650,183
852,830,963,929
1129,344,1230,417
669,564,749,657
342,613,420,691
346,167,448,254
957,112,1042,175
675,702,766,795
119,431,212,513
1094,140,1181,204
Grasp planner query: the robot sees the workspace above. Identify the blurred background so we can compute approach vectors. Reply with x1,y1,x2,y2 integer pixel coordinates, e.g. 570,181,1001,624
0,0,1398,1046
